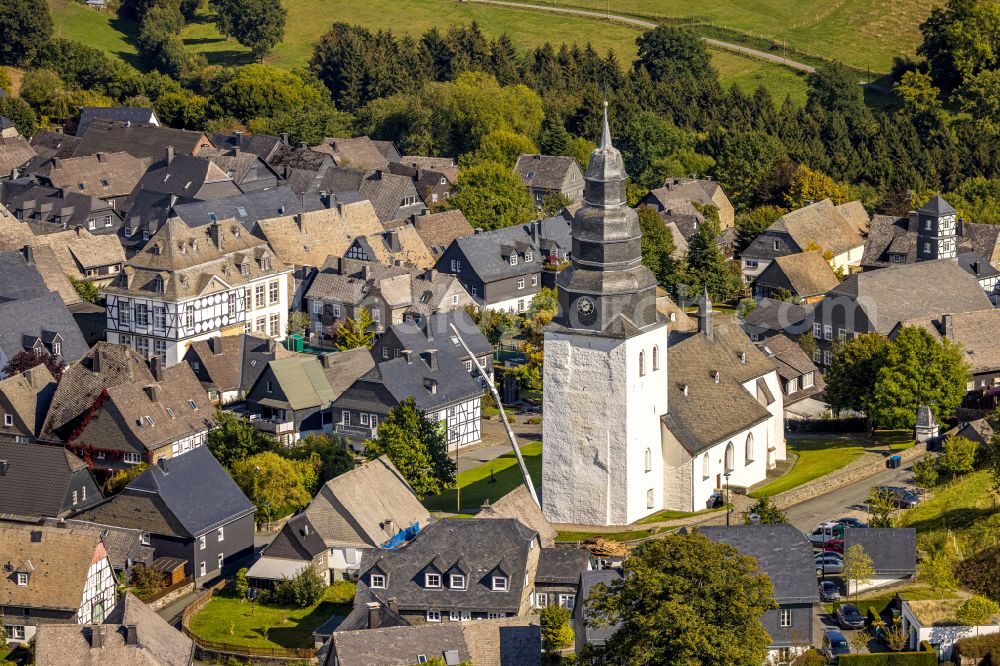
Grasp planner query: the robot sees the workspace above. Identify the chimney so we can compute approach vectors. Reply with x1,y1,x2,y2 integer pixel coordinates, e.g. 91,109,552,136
302,523,310,536
208,221,224,250
336,256,346,275
366,602,381,629
144,385,160,402
149,357,163,382
387,597,398,612
280,132,289,145
362,265,372,281
52,157,62,169
698,288,713,342
21,245,33,266
531,220,540,244
125,625,138,646
165,146,174,165
96,152,107,163
907,210,919,232
972,260,980,275
92,347,104,373
424,268,436,282
385,229,401,252
89,626,103,649
942,313,953,339
298,142,308,150
957,217,965,236
712,371,720,384
681,384,689,396
383,518,395,535
423,319,434,343
156,457,169,474
421,349,438,370
319,353,334,369
295,212,305,234
75,226,84,237
402,350,414,364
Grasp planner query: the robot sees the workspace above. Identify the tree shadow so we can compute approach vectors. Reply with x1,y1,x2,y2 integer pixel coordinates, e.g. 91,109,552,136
203,50,255,67
264,601,346,649
904,506,998,534
183,37,227,46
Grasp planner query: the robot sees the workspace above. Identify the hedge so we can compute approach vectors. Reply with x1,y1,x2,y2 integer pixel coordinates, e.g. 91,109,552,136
866,606,882,628
954,632,1000,662
838,651,936,665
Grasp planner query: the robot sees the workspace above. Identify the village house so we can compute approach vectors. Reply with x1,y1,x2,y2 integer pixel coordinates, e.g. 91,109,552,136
28,130,82,162
843,528,917,593
123,149,242,217
103,218,292,366
405,209,474,259
756,334,825,409
0,245,80,306
304,456,431,581
742,298,811,343
33,152,146,213
387,162,454,207
359,171,427,225
198,145,281,192
172,186,340,233
1,182,124,239
0,523,117,644
901,599,1000,660
344,224,436,269
72,446,256,584
514,154,584,207
0,291,90,370
640,177,735,229
476,486,558,549
0,365,58,443
751,251,839,303
573,568,622,655
312,136,391,172
0,121,37,178
0,441,103,518
73,119,212,167
268,143,339,195
246,512,329,589
210,131,286,164
183,333,292,404
74,107,161,137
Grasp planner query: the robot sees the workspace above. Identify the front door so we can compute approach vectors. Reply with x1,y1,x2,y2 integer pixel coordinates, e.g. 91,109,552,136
716,473,722,490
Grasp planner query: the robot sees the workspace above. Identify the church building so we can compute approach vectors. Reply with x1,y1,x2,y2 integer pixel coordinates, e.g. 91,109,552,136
541,105,785,526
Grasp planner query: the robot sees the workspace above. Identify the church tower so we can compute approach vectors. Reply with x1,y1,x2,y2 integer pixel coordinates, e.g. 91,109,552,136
541,104,669,526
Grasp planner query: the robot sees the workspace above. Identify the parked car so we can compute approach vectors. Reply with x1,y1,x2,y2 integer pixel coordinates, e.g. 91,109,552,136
821,629,851,663
815,552,844,576
808,522,845,546
823,538,844,555
819,580,841,602
872,486,920,509
836,603,866,630
835,517,868,529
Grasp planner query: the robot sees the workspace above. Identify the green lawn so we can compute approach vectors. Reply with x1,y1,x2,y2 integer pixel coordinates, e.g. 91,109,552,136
635,506,724,525
710,48,809,105
423,441,542,513
896,470,1000,554
189,581,355,651
50,0,140,64
749,432,914,499
823,583,963,615
557,528,658,542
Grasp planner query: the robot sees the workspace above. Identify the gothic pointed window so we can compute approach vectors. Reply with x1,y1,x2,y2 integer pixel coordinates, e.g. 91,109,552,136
745,433,754,464
725,442,735,473
646,489,654,509
652,345,659,371
639,351,645,377
702,453,710,480
644,448,652,473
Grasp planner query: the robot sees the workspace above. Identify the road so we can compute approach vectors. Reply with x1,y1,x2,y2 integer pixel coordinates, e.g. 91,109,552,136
467,0,816,73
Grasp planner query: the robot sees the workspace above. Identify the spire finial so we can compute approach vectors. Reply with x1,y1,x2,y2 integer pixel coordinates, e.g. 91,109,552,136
600,100,611,149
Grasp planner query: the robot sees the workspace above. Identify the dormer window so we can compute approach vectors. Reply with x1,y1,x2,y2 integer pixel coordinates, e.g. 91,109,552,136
525,251,533,262
509,254,517,266
492,575,508,591
425,573,441,588
240,261,250,276
450,574,466,589
16,573,28,586
370,573,386,589
772,239,780,251
260,255,271,271
152,277,164,294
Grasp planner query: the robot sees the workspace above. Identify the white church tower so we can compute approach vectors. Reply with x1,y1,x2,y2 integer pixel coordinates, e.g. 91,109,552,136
541,104,669,526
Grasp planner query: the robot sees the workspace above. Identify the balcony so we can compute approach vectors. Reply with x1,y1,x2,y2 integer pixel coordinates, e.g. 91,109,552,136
335,423,377,440
252,416,294,434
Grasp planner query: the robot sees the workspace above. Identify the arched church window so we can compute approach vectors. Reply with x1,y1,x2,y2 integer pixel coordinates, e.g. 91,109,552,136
652,345,659,371
644,448,652,472
639,351,645,377
725,441,735,473
646,489,654,509
745,433,754,464
702,453,710,480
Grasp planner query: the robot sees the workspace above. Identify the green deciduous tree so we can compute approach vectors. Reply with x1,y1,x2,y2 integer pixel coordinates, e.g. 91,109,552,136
785,164,850,209
465,305,515,347
635,25,715,84
586,532,775,665
919,550,957,598
286,311,311,337
215,64,326,122
207,410,276,470
71,277,100,304
959,69,1000,136
0,0,53,66
463,129,537,169
284,433,355,488
540,192,572,217
744,496,788,525
867,486,897,529
894,70,945,132
211,0,286,61
363,397,456,499
103,463,148,495
618,110,694,189
448,161,534,231
871,326,969,429
540,605,574,655
823,334,892,423
0,96,38,138
334,307,376,351
842,544,875,598
940,435,978,480
734,205,785,253
232,451,314,515
919,0,1000,94
637,205,681,289
234,567,250,600
912,456,940,490
268,565,324,608
956,595,1000,634
685,216,741,302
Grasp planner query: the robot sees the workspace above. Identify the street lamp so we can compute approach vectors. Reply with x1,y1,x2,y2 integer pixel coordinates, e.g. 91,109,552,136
724,471,732,526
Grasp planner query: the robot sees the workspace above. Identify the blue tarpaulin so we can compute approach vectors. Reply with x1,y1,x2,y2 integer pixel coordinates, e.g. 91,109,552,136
382,522,421,549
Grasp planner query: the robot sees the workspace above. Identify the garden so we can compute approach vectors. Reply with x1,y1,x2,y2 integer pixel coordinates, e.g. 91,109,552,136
422,441,541,513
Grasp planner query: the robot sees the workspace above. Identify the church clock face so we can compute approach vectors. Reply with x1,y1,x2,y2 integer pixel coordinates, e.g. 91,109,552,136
577,297,595,316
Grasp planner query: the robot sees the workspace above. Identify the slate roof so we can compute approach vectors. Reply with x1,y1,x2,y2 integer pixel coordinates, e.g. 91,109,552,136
410,210,474,257
75,120,209,166
129,153,240,202
29,225,126,275
0,365,57,439
0,135,36,175
29,130,82,161
305,456,429,548
535,548,589,584
74,446,254,538
172,186,329,230
210,132,285,163
843,528,917,575
576,569,621,645
477,486,557,548
757,334,825,401
317,347,377,402
354,518,537,614
955,418,994,446
0,291,89,364
442,225,543,283
0,440,99,517
378,309,493,364
306,257,463,314
862,210,1000,269
0,522,106,611
344,350,484,414
76,107,159,137
261,512,327,561
36,152,146,200
742,298,811,336
0,247,60,301
745,199,867,260
269,145,332,194
663,323,775,455
753,251,839,298
0,183,120,235
514,154,581,191
645,178,730,211
699,525,819,602
354,223,436,268
198,147,278,188
893,308,1000,374
185,334,292,396
312,137,390,171
818,259,993,335
255,200,383,267
359,172,426,224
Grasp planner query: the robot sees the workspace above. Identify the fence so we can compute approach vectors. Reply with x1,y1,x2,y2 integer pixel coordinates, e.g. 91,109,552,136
180,579,314,661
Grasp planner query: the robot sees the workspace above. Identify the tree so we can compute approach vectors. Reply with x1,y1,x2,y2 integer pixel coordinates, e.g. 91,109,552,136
207,410,276,470
284,433,355,488
363,397,456,499
713,131,788,210
286,311,311,337
0,0,53,66
871,326,969,429
959,69,1000,136
234,567,250,601
466,305,515,347
940,435,978,480
268,565,324,608
513,287,558,391
103,464,148,495
635,25,715,84
619,110,694,188
232,451,313,515
867,486,897,529
806,62,867,118
685,216,741,302
894,70,945,131
637,205,681,289
823,334,892,422
912,456,939,490
586,532,775,665
955,595,1000,635
785,165,850,209
2,350,66,381
919,0,1000,94
538,113,570,156
540,192,572,217
744,496,788,525
448,161,535,231
70,277,100,304
881,621,909,652
20,69,68,116
215,64,327,122
464,129,537,169
130,565,165,597
0,96,38,138
798,332,817,359
734,205,784,253
212,0,286,60
540,605,574,656
919,550,956,598
0,68,10,95
842,544,875,598
334,307,376,350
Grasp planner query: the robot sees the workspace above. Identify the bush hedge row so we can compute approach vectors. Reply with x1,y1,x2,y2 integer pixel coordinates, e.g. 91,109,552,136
838,647,936,665
954,632,1000,662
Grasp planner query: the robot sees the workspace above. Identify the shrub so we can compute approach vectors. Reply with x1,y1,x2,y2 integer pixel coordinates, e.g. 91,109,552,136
539,605,573,654
957,545,1000,600
526,416,542,425
837,651,936,664
954,632,1000,662
266,566,324,608
130,565,165,598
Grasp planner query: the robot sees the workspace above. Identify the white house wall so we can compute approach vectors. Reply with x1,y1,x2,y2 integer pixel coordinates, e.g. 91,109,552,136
487,293,535,315
78,554,117,625
742,370,787,467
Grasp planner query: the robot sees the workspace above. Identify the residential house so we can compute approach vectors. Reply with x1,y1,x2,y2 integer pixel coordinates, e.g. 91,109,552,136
514,154,584,207
124,149,242,213
75,107,160,137
347,518,570,625
640,177,735,229
0,523,117,643
741,298,811,343
305,258,472,342
891,308,1000,409
1,182,123,237
573,569,621,655
324,618,541,666
268,143,336,195
0,245,80,306
0,366,58,443
0,217,127,286
102,218,292,366
359,171,427,225
29,130,82,161
344,224,436,269
476,486,558,549
183,333,292,404
661,293,786,511
246,512,328,589
0,441,103,518
35,591,194,666
312,136,390,172
74,119,212,167
953,417,995,448
756,334,824,408
0,291,90,370
332,345,485,449
699,525,819,663
210,131,286,164
0,126,36,178
34,152,146,213
532,549,590,613
656,288,696,333
371,309,493,387
843,528,917,593
387,162,454,207
740,199,868,284
751,251,839,303
59,359,213,470
171,186,340,232
72,445,256,583
44,520,155,578
406,210,474,259
199,146,280,192
399,155,457,180
901,599,1000,660
810,259,992,367
304,456,430,580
